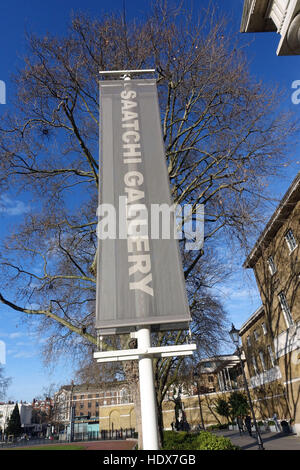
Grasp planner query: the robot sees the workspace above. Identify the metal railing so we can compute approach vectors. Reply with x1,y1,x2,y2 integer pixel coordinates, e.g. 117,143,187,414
0,428,136,449
73,428,135,442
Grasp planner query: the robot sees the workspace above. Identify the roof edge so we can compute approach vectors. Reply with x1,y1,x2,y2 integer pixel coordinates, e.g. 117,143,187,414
239,305,264,335
244,172,300,269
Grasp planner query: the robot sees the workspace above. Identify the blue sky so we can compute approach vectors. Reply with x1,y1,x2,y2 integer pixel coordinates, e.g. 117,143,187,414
0,0,299,402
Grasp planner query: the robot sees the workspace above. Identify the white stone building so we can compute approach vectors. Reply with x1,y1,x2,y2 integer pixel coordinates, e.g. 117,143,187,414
0,402,32,433
241,0,300,55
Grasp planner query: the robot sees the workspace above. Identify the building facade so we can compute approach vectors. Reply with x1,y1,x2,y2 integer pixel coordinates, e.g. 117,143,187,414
0,402,32,434
161,355,246,430
32,397,53,420
196,355,244,394
241,0,300,55
53,357,246,435
54,382,135,433
243,172,300,434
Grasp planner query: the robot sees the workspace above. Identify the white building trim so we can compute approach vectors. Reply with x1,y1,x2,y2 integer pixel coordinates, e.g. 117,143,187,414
241,0,300,55
249,365,282,388
274,321,300,359
252,393,286,403
283,377,300,385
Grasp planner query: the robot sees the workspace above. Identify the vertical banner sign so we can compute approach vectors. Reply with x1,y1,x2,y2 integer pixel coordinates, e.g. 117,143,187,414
96,79,191,334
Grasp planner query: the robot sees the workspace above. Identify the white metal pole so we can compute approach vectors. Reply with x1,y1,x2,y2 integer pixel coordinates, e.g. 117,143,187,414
123,71,158,451
136,327,159,450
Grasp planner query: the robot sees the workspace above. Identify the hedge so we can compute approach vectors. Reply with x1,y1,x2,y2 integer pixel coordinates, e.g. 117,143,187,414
162,431,238,450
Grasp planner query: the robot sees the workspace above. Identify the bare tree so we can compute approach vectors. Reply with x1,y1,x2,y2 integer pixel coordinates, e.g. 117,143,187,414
0,2,297,444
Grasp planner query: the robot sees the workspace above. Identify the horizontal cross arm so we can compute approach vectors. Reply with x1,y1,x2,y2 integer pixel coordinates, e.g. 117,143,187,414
93,343,196,363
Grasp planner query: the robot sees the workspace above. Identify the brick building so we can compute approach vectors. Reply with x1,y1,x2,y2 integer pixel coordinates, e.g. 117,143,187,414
31,397,53,422
53,357,247,434
242,172,300,434
54,382,135,432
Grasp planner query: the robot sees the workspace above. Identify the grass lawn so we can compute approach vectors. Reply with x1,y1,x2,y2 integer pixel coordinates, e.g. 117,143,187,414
12,444,85,450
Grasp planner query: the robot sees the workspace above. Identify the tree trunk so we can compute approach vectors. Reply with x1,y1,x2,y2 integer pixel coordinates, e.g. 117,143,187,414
156,399,164,447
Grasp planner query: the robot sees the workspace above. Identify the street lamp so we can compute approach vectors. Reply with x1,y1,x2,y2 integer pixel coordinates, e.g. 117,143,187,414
229,323,264,450
69,381,75,443
228,323,240,346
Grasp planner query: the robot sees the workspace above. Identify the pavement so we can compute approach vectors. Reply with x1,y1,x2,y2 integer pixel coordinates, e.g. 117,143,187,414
4,432,300,451
213,429,300,450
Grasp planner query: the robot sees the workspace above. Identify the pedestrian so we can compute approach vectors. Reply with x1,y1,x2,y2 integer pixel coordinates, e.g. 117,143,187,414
273,413,281,432
244,415,252,437
182,420,190,432
237,416,244,435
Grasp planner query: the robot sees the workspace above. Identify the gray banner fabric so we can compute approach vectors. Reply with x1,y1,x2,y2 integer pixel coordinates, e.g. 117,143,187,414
96,79,190,334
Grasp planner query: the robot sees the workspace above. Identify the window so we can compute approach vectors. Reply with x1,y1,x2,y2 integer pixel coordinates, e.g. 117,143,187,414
253,329,259,341
285,229,297,253
267,256,277,275
261,323,267,335
80,403,84,409
247,336,251,347
203,362,213,368
95,401,99,408
88,402,92,408
88,394,92,398
208,375,214,383
259,351,266,371
252,356,258,375
267,345,275,368
278,292,293,327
